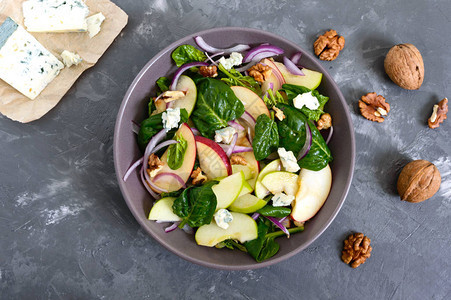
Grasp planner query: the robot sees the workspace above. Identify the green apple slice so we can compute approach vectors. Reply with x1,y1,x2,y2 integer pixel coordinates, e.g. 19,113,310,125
274,62,323,90
229,194,267,214
238,180,253,197
169,75,197,116
148,197,181,222
195,212,258,247
232,164,255,180
255,159,282,199
260,171,299,196
212,171,245,210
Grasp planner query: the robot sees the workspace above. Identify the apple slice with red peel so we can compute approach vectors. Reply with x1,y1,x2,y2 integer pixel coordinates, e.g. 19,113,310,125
230,86,270,120
151,123,196,192
260,58,286,94
169,75,197,116
274,61,323,90
291,164,332,222
195,136,232,180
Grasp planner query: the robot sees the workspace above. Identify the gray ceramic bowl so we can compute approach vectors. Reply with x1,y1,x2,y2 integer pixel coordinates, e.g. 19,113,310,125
114,27,355,270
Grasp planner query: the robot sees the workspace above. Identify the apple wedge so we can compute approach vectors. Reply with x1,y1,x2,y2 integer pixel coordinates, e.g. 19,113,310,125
148,197,181,222
254,159,282,199
235,137,260,188
274,62,322,90
260,171,299,196
291,164,332,222
195,212,258,247
212,171,246,210
168,75,197,116
195,136,232,180
230,86,270,120
260,58,286,94
232,164,255,181
229,194,267,214
151,123,196,192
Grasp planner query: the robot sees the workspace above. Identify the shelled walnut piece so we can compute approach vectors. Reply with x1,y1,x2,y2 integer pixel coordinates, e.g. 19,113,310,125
230,154,247,166
147,154,164,177
191,167,207,185
359,93,390,122
199,65,218,78
317,113,332,130
397,160,441,203
248,63,272,82
342,233,372,268
428,98,448,129
313,30,345,61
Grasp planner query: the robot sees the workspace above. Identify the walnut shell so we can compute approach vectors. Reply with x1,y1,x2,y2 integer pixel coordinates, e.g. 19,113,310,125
384,44,424,90
397,160,441,203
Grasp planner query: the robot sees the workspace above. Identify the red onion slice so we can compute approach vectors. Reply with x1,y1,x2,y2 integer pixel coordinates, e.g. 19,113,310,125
326,126,334,145
194,36,250,53
153,172,187,188
265,216,290,237
219,144,253,154
283,56,305,76
140,166,160,200
226,133,238,157
247,127,253,145
227,120,245,131
251,213,260,220
204,51,223,66
243,44,284,63
170,61,209,91
123,157,143,182
190,127,201,136
290,52,302,65
240,111,256,128
297,121,312,160
164,222,180,233
153,140,178,153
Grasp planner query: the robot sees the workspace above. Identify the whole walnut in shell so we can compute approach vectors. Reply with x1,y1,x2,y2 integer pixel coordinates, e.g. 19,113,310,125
384,44,424,90
397,160,441,203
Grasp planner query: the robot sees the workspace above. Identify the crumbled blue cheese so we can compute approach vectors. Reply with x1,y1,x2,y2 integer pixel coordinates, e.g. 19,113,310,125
0,18,64,100
214,126,237,144
278,147,300,173
293,92,320,110
272,192,295,207
214,209,233,229
162,108,181,131
22,0,90,33
61,50,82,67
218,52,243,70
86,12,106,38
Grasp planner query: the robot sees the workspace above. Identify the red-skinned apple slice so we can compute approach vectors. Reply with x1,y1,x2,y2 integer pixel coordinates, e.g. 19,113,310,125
291,164,332,222
230,86,270,120
274,61,323,90
261,58,286,94
195,136,232,179
151,123,196,192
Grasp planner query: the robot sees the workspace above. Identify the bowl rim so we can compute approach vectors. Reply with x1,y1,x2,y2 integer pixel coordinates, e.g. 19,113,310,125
113,26,355,270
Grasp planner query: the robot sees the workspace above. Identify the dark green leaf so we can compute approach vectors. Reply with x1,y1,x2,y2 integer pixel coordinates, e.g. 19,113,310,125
172,45,207,67
244,220,270,261
172,181,218,228
191,78,245,138
256,206,291,218
156,77,171,93
252,114,279,161
277,104,332,171
282,84,329,121
218,64,262,95
263,88,287,108
216,239,248,252
167,134,188,170
148,99,156,117
160,190,183,198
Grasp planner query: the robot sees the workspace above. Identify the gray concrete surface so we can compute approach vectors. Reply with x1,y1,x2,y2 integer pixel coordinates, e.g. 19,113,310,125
1,0,450,299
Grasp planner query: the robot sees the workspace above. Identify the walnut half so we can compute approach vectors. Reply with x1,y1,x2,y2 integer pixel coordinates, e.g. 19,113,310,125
342,233,372,268
248,63,272,82
313,30,345,61
428,98,448,129
359,92,390,122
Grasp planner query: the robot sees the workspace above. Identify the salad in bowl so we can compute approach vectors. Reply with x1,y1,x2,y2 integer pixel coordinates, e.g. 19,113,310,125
122,35,335,263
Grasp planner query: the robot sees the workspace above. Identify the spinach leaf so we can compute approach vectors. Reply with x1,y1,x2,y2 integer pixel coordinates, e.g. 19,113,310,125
172,45,207,67
256,206,291,218
156,77,171,93
137,109,189,151
277,104,332,171
218,64,262,95
167,134,188,170
252,114,279,161
216,239,248,252
172,181,218,228
191,78,245,138
263,88,287,108
282,84,329,121
160,190,183,198
148,98,156,116
245,219,304,262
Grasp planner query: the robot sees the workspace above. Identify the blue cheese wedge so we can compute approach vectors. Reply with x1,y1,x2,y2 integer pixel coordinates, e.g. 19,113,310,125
22,0,90,33
0,18,64,100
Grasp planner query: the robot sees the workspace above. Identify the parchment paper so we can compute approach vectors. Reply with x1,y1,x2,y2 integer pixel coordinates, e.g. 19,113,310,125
0,0,128,123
